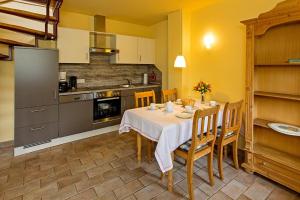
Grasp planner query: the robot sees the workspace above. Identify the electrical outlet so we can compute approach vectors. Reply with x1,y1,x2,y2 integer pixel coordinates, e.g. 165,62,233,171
77,79,85,84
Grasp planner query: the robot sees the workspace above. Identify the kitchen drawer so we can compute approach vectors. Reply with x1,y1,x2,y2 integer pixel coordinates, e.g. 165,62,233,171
15,105,58,128
15,122,58,147
254,155,300,192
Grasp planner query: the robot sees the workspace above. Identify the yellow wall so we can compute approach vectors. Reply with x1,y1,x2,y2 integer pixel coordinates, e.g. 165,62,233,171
0,61,14,142
60,11,94,30
151,20,168,89
183,0,283,102
106,19,154,38
167,10,183,96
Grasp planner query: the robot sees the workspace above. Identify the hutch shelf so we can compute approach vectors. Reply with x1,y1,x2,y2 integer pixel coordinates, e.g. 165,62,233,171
241,0,300,192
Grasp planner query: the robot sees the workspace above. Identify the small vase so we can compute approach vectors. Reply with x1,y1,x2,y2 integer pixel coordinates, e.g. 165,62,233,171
201,94,205,104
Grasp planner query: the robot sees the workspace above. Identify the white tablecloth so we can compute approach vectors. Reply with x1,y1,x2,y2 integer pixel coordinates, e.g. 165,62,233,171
119,102,223,173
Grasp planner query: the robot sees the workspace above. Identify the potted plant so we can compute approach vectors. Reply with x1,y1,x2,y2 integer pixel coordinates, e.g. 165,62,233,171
193,81,211,103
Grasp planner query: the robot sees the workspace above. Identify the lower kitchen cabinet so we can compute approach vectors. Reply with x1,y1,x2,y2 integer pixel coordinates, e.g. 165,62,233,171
15,122,58,147
59,100,93,137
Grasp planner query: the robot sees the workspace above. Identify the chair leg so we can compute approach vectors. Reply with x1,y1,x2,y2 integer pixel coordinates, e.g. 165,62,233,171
217,144,224,180
168,169,173,192
137,134,142,162
232,141,239,169
147,140,152,162
224,145,228,159
207,151,215,186
186,158,194,200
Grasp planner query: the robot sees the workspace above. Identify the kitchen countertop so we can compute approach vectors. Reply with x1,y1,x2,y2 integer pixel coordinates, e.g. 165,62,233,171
59,84,161,96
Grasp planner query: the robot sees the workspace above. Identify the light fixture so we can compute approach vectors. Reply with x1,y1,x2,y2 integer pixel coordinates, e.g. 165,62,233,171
174,55,186,68
203,32,216,49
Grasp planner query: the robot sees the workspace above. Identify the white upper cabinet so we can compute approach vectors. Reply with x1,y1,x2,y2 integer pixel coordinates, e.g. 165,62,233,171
138,38,155,64
57,27,90,63
112,35,138,64
112,34,155,65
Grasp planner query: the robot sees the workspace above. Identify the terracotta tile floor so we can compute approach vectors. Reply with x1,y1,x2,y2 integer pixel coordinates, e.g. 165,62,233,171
0,131,299,200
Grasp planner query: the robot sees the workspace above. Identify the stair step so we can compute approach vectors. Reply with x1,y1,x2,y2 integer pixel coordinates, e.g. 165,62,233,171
0,6,57,22
0,38,35,47
0,53,9,59
0,22,54,39
23,0,60,8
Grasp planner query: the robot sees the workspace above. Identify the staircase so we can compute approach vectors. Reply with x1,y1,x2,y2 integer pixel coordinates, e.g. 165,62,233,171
0,0,63,60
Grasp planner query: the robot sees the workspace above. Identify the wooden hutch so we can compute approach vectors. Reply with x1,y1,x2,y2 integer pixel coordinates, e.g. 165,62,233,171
241,0,300,192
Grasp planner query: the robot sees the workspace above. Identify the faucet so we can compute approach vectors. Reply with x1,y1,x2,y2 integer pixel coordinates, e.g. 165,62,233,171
125,79,132,86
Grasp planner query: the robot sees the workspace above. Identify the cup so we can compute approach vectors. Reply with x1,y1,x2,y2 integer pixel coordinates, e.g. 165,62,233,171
185,105,193,113
150,103,156,110
166,101,174,112
209,101,217,107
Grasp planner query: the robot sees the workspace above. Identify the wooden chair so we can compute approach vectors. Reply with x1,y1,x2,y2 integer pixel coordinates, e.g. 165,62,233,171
134,90,156,162
162,88,177,103
216,100,243,180
174,106,220,200
134,90,156,108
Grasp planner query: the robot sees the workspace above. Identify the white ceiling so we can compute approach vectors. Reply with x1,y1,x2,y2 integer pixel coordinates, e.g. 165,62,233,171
61,0,217,25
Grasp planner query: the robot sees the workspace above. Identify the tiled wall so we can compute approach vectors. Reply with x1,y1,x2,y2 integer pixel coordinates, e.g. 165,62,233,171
59,54,162,88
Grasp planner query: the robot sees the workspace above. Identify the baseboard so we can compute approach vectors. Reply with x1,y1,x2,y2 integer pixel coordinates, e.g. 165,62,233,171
0,140,13,148
14,125,120,156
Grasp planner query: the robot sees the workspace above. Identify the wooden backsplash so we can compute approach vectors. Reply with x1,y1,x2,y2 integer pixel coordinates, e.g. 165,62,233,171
59,54,162,88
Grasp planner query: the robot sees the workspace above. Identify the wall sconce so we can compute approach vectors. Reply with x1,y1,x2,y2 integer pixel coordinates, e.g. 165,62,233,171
174,55,186,68
203,33,216,49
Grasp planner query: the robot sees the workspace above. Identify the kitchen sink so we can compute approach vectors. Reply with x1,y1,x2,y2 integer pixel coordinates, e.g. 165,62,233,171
120,84,135,88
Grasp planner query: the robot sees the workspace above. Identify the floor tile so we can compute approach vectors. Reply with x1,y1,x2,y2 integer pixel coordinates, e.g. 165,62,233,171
209,191,232,200
244,182,273,200
113,180,143,199
134,183,165,200
221,180,247,200
94,177,125,197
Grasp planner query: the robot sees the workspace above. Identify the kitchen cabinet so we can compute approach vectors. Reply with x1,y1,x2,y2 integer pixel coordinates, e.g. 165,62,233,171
15,48,59,109
111,35,155,64
57,27,90,63
112,34,138,64
59,100,93,137
138,38,155,64
14,47,59,147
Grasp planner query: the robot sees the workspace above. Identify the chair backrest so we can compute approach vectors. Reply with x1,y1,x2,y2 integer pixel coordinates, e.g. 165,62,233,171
220,100,243,139
162,88,177,103
134,90,156,108
189,105,220,153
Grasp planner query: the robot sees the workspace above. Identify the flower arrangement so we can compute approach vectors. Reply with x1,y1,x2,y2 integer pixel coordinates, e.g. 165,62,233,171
193,81,211,94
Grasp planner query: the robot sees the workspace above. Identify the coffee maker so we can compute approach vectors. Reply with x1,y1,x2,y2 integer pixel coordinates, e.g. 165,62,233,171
69,76,77,90
59,72,68,93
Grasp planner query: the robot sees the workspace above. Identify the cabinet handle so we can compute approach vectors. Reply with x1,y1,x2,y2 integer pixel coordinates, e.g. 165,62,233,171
139,55,142,62
86,53,89,61
31,108,46,113
31,126,45,132
54,89,57,100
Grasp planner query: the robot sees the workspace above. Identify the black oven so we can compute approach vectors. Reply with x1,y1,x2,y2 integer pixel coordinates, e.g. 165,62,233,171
93,90,121,123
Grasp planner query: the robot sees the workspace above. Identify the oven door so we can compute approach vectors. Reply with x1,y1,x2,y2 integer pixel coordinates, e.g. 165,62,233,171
93,97,121,122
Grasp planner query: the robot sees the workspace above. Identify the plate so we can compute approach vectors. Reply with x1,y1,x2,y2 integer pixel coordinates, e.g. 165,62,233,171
175,112,193,119
268,123,300,137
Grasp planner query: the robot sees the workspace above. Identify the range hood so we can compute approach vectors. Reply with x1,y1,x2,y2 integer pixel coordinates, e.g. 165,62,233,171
90,15,119,55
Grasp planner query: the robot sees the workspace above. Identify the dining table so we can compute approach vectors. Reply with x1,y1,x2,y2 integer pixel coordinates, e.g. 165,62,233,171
119,100,224,191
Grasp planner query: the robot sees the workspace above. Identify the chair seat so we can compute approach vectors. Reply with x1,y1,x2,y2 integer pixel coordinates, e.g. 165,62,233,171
179,140,208,152
217,127,234,138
